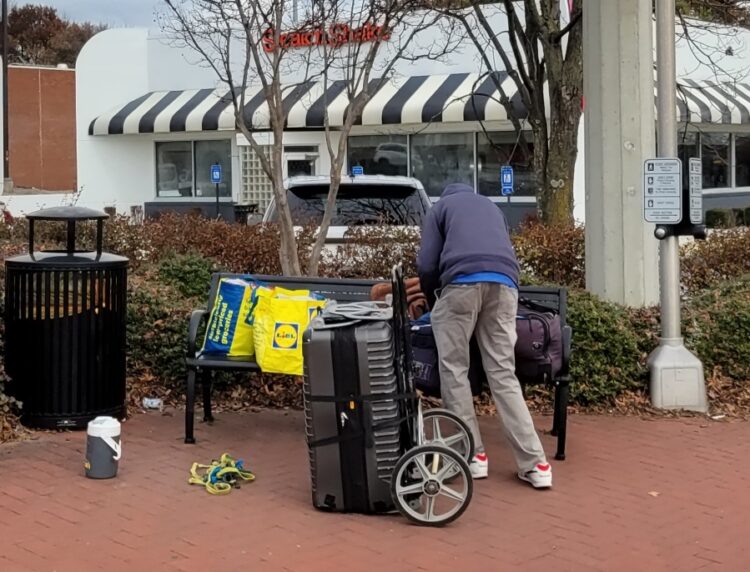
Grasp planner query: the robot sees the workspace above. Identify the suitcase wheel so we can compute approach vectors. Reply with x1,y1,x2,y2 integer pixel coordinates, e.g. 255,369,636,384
390,444,473,527
421,409,474,462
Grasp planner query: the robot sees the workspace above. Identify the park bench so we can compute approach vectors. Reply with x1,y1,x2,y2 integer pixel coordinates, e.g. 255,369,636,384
184,274,572,460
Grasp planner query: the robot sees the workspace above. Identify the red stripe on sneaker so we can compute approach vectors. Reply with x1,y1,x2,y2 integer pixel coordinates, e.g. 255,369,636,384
475,454,488,461
537,464,550,471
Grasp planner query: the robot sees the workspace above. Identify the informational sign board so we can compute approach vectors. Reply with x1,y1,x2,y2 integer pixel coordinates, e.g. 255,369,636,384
211,163,223,184
688,158,703,224
644,158,682,224
352,165,364,176
501,165,514,196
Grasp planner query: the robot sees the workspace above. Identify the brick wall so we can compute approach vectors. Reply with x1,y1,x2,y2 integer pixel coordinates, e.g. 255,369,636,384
8,66,76,192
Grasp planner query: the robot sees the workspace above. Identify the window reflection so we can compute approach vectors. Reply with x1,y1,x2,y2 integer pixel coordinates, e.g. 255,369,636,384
347,135,408,176
701,133,729,189
195,140,232,197
410,132,474,197
477,132,535,197
156,142,193,197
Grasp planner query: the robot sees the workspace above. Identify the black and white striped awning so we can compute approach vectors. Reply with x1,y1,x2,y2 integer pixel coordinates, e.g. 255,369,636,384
89,72,527,135
88,73,750,136
673,80,750,124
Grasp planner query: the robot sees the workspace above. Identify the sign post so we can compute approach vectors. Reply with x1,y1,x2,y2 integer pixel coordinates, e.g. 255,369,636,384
647,0,707,412
211,163,222,219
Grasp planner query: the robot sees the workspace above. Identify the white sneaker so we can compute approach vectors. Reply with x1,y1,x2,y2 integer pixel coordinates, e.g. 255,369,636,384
518,463,552,489
470,453,488,479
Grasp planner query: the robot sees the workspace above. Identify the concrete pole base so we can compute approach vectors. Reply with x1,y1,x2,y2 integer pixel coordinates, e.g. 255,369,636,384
2,177,13,195
648,339,707,412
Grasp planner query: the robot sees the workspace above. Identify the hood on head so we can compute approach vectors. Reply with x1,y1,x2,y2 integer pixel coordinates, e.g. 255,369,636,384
441,183,474,198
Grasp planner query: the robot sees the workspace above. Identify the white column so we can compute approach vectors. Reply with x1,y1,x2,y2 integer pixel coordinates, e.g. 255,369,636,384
583,0,659,307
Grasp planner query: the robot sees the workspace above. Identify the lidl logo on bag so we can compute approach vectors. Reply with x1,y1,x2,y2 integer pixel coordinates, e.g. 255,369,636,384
273,322,299,350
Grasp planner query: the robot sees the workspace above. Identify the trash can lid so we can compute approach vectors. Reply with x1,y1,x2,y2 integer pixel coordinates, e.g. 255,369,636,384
87,416,121,437
26,206,109,221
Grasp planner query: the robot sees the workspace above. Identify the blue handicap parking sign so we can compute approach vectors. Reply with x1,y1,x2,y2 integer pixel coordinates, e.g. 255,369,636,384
211,163,222,184
500,165,514,196
352,165,364,176
501,166,513,186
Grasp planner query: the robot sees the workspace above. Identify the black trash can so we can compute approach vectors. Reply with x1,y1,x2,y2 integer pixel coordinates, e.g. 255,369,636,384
4,206,128,429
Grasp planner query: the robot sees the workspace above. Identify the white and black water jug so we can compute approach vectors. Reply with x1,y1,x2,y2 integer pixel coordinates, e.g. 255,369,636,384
85,416,122,479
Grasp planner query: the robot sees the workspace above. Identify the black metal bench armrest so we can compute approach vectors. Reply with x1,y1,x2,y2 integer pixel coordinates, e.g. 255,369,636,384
560,324,573,378
187,309,209,358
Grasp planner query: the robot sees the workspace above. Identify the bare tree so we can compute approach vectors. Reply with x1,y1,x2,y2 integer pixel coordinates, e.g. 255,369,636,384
676,0,750,27
305,2,458,275
161,0,319,275
428,1,582,225
428,0,750,226
161,0,455,276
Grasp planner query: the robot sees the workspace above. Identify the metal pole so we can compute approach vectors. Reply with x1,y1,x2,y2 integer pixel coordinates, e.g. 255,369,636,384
656,0,681,341
2,0,9,187
215,183,220,219
648,0,706,412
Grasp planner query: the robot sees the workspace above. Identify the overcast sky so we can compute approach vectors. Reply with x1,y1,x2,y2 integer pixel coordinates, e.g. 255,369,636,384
33,0,161,27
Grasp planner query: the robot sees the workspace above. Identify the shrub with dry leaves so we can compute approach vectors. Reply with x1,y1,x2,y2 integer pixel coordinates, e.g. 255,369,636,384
3,214,750,442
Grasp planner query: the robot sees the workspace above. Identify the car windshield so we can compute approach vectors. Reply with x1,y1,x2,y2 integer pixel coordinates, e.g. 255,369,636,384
268,183,425,225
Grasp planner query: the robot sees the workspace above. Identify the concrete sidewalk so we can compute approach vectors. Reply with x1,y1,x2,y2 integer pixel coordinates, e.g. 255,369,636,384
0,409,745,571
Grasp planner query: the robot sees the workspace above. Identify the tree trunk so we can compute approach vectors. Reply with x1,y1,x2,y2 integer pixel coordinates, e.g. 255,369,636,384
306,171,341,277
307,109,361,277
536,77,582,226
537,110,579,226
307,153,347,277
270,142,302,276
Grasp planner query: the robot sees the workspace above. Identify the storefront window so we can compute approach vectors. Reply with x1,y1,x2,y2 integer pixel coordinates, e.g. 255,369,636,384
195,140,232,197
410,133,474,197
348,135,408,176
701,133,729,189
285,145,318,177
156,142,193,197
677,131,699,189
477,132,535,197
735,135,750,187
156,140,232,198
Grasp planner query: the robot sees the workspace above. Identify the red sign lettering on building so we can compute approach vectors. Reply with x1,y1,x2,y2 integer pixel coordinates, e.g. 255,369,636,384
262,23,391,53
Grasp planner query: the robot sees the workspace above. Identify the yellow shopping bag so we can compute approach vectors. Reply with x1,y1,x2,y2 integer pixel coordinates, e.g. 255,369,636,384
203,278,265,356
253,289,325,375
273,287,326,323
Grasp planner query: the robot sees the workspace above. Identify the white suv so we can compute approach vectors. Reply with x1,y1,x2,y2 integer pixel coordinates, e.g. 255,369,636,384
262,175,431,243
262,175,430,267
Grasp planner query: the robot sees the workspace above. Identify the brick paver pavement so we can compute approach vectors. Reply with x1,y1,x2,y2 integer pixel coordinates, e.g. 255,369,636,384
0,409,746,572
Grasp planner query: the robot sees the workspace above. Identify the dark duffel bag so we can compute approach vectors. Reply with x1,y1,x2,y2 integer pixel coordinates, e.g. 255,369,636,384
411,300,563,396
411,319,485,398
515,298,563,385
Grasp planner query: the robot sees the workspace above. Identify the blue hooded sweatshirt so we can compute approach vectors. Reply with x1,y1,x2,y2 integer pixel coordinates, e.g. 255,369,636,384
417,183,520,307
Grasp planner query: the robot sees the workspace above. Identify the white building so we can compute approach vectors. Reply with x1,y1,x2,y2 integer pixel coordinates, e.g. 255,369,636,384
76,16,551,225
5,12,750,225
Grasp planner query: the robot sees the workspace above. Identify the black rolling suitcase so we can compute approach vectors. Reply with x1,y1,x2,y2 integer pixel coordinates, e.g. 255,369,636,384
302,305,407,514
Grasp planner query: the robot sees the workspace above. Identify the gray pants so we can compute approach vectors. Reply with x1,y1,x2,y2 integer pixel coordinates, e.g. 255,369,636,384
431,283,547,473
